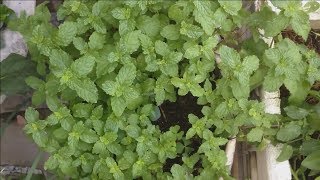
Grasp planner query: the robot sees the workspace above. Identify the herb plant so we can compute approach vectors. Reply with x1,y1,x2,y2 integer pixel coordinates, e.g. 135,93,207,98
8,0,320,179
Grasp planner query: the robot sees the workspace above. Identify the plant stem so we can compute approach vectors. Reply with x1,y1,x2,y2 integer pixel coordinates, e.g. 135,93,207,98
25,151,43,180
287,138,303,144
291,167,299,180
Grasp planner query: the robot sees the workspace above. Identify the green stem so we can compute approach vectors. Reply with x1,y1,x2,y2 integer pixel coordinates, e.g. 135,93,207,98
24,151,43,180
291,167,299,180
287,137,303,144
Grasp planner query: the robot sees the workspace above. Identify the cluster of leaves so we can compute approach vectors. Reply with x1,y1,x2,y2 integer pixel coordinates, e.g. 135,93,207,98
7,0,320,179
0,4,14,26
0,54,38,95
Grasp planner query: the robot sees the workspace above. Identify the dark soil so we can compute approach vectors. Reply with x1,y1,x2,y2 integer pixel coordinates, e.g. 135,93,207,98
282,29,320,55
155,93,203,133
152,93,203,173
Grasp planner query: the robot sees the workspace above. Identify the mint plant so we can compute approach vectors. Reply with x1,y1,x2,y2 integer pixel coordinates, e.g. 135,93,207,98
8,0,320,179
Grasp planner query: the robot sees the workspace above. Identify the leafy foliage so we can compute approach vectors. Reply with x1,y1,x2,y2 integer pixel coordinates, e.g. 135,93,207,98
7,0,320,179
0,4,14,26
0,54,38,95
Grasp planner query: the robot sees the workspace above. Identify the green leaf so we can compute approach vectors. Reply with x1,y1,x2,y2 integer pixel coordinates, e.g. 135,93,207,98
112,7,130,20
276,124,301,142
150,106,161,121
132,160,144,178
81,129,99,143
124,88,140,105
155,87,165,106
25,107,39,122
301,140,320,156
189,84,205,97
46,96,61,112
301,150,320,170
32,90,46,106
126,125,141,138
212,8,228,28
119,19,135,36
291,11,311,40
118,151,137,170
25,76,44,89
182,154,200,169
137,15,160,37
92,120,104,135
171,164,189,180
271,0,299,9
168,52,183,63
242,55,259,74
0,54,37,95
160,24,180,40
162,63,179,76
168,2,191,23
120,30,141,53
202,36,219,60
57,21,77,46
116,64,136,85
264,13,290,37
180,21,204,39
0,4,14,23
218,0,242,16
304,0,320,13
219,45,240,68
49,49,72,71
88,32,105,50
263,71,284,91
111,97,126,117
71,55,95,77
171,77,185,88
69,78,98,103
72,103,93,118
91,105,103,120
193,1,217,35
33,131,48,147
277,144,293,162
73,37,88,53
284,106,309,119
44,156,58,170
102,80,118,96
92,141,106,154
185,45,201,59
107,143,123,156
247,128,264,142
53,128,68,140
186,128,196,139
155,40,170,57
61,118,74,131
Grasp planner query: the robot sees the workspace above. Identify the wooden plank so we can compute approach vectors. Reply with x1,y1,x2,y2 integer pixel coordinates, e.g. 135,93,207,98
249,150,258,180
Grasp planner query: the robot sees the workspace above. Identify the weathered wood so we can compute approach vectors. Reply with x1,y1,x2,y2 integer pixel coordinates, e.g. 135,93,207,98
250,152,258,180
